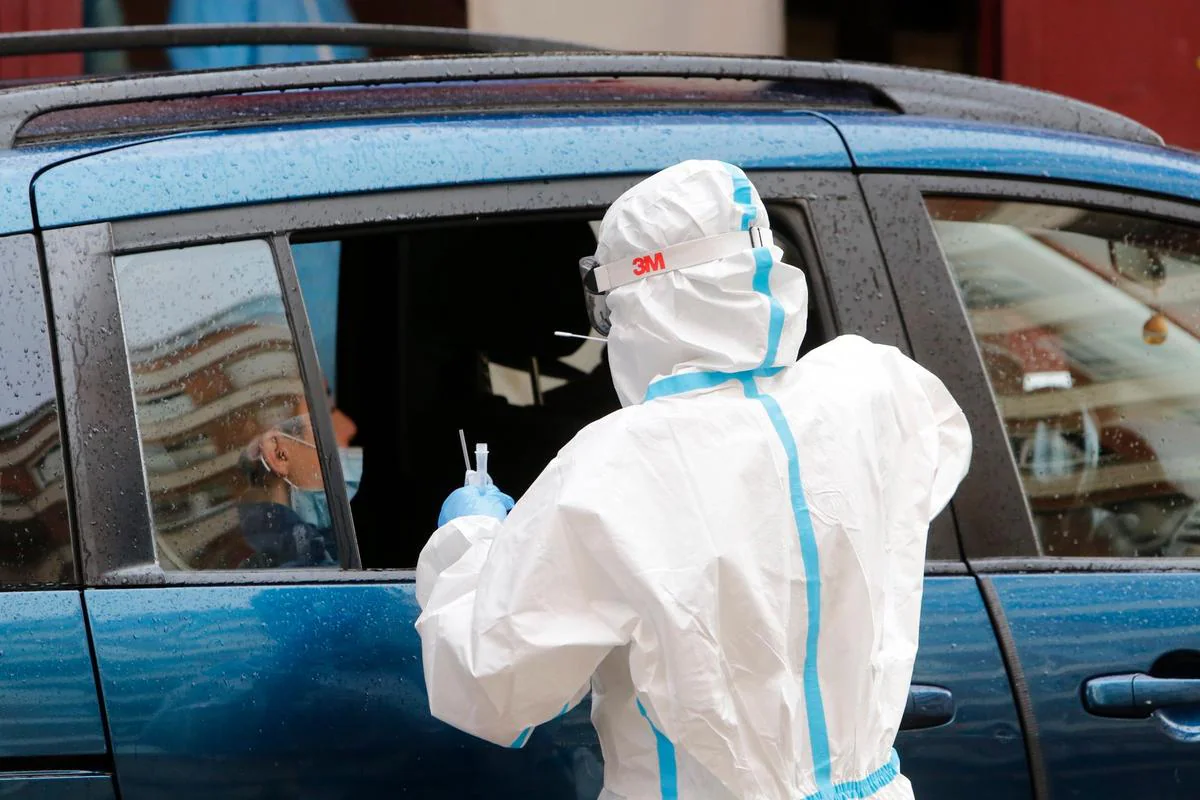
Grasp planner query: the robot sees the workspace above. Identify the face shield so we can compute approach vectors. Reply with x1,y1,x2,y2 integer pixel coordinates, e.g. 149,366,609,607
579,226,774,336
578,254,613,336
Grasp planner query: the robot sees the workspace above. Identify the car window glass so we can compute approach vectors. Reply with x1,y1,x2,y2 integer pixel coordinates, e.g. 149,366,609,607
0,238,72,583
114,240,338,570
926,196,1200,557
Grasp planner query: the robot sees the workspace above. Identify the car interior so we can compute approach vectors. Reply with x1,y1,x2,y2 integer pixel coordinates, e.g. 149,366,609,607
301,207,825,568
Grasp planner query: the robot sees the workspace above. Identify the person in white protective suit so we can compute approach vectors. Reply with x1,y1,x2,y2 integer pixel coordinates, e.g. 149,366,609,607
415,159,972,800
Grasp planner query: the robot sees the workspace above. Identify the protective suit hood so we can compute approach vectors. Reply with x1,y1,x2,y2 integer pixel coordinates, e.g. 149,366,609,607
596,160,809,406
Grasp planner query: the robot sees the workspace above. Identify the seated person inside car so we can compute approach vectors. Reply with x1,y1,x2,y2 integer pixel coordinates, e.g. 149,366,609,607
237,411,339,569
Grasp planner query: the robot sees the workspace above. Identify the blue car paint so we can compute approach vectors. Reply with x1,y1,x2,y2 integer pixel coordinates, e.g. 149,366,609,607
32,111,850,228
0,144,113,234
0,774,114,799
826,113,1200,201
897,578,1031,799
83,579,1009,799
0,591,106,757
0,136,175,235
85,583,604,799
990,573,1200,799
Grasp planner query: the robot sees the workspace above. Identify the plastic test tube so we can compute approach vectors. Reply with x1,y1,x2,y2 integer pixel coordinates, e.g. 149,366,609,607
475,443,490,487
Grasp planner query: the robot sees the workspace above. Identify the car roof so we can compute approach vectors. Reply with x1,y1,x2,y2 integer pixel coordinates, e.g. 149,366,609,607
27,111,851,230
829,113,1200,201
3,26,1196,234
0,43,1163,150
0,136,166,231
15,77,884,147
26,109,1200,234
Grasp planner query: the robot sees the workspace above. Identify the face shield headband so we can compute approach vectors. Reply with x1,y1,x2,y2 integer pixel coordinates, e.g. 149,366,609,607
578,226,773,335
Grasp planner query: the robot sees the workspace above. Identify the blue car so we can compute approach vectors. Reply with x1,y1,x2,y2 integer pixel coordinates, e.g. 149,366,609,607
0,24,1197,800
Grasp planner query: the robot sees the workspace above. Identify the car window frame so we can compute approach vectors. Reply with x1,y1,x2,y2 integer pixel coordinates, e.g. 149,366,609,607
43,224,359,582
46,170,958,586
862,172,1200,572
0,232,79,586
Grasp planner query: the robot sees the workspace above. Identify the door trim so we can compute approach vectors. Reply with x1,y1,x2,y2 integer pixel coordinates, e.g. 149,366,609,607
41,225,359,581
978,576,1049,800
972,557,1200,574
42,223,156,577
269,236,360,568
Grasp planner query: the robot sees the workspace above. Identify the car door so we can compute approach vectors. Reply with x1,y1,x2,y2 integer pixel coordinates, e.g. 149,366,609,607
865,170,1200,799
33,109,1024,799
0,233,114,797
39,218,607,800
764,205,1031,800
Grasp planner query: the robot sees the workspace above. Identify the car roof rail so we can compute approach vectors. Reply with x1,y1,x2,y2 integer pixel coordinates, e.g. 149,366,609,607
0,47,1163,149
0,23,595,59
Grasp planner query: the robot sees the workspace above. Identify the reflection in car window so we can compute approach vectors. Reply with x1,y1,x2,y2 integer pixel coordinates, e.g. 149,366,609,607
926,197,1200,557
0,238,73,583
114,240,338,570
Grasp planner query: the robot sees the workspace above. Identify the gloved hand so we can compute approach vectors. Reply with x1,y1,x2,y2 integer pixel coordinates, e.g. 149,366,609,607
438,484,515,527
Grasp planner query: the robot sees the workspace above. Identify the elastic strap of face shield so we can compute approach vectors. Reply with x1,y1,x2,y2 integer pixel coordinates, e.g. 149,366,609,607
583,227,773,294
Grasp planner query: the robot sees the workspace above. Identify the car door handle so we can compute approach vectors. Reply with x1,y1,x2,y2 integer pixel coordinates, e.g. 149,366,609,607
901,684,954,730
1084,674,1200,718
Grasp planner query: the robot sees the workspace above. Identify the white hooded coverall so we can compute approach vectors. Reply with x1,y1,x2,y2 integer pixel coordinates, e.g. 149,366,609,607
416,160,972,800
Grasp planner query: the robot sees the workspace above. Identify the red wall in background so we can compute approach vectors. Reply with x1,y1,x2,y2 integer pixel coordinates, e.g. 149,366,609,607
0,0,82,79
1002,0,1200,150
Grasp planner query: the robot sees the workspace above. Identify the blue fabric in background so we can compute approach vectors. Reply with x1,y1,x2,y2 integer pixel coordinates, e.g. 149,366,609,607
167,0,366,70
84,0,130,74
292,242,342,392
167,0,365,397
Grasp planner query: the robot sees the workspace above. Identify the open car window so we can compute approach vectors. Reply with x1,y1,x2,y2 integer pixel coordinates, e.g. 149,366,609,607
292,207,826,568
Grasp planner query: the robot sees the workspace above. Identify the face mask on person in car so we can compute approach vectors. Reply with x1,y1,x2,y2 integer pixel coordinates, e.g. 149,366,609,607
340,446,363,502
289,484,333,531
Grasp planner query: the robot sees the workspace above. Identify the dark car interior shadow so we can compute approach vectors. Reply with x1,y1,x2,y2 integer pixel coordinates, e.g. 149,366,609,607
326,209,824,568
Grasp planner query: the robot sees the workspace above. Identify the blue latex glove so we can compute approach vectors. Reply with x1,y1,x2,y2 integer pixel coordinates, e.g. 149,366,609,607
438,484,516,527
